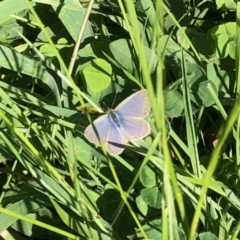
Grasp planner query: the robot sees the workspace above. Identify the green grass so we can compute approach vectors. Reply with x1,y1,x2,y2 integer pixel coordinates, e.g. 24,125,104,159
0,0,239,239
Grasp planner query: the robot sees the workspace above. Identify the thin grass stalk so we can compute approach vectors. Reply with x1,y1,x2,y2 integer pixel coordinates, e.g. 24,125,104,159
0,110,103,220
161,1,201,63
16,29,100,111
169,130,190,158
230,222,240,240
208,85,228,120
181,50,201,177
68,0,94,74
24,0,89,109
158,60,186,239
110,133,161,226
236,117,240,168
188,99,240,239
155,2,185,235
64,5,107,229
0,126,31,204
61,3,95,235
0,207,79,239
119,0,158,126
107,158,148,239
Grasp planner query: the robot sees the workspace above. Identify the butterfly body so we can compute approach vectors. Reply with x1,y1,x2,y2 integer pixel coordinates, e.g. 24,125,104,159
108,110,122,128
84,89,151,155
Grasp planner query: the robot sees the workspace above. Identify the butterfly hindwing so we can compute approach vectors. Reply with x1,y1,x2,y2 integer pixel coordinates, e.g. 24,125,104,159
106,123,128,155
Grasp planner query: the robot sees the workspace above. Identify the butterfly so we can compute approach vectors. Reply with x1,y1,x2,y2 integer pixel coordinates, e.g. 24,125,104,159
84,89,151,155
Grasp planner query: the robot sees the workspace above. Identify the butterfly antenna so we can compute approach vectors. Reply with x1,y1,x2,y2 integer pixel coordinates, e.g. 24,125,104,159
111,89,120,108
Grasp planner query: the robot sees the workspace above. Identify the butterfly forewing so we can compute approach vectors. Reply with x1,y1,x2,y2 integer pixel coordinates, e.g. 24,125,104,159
84,115,110,146
115,89,151,118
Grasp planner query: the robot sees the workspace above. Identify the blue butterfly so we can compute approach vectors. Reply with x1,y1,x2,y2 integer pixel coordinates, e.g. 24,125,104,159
84,89,151,155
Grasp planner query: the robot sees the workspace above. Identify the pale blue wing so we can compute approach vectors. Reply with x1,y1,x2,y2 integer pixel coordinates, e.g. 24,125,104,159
84,89,151,155
119,116,150,140
84,114,128,155
115,89,151,118
84,115,110,146
106,125,128,155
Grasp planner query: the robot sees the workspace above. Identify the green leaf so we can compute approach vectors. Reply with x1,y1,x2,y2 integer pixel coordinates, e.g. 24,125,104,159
74,136,92,164
192,33,215,57
198,81,217,107
216,0,236,11
141,186,162,209
210,22,235,59
82,58,112,92
51,0,93,42
136,195,148,216
140,165,158,188
0,22,24,44
196,232,218,240
207,63,230,93
39,43,57,56
135,219,162,240
0,187,50,230
157,35,180,56
165,89,184,117
51,199,112,240
11,208,57,238
176,27,190,50
110,39,158,74
0,0,34,19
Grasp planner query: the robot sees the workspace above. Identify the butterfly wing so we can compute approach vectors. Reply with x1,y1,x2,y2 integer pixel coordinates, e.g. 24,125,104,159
84,89,151,155
115,89,151,118
105,125,128,155
84,115,128,155
114,89,151,141
119,116,150,140
84,115,110,146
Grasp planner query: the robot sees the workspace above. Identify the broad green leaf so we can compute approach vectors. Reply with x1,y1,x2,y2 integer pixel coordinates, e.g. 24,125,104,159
165,90,184,117
135,219,162,240
74,136,92,164
140,165,158,188
82,58,112,92
216,0,236,11
176,27,190,50
198,81,217,107
51,0,93,42
0,22,24,44
37,22,69,42
207,63,230,93
157,35,180,56
141,187,162,209
11,208,60,239
210,22,235,59
196,232,218,240
228,40,235,59
136,195,148,216
0,0,34,20
39,43,57,56
110,39,158,75
12,213,36,237
192,33,215,57
0,187,50,230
